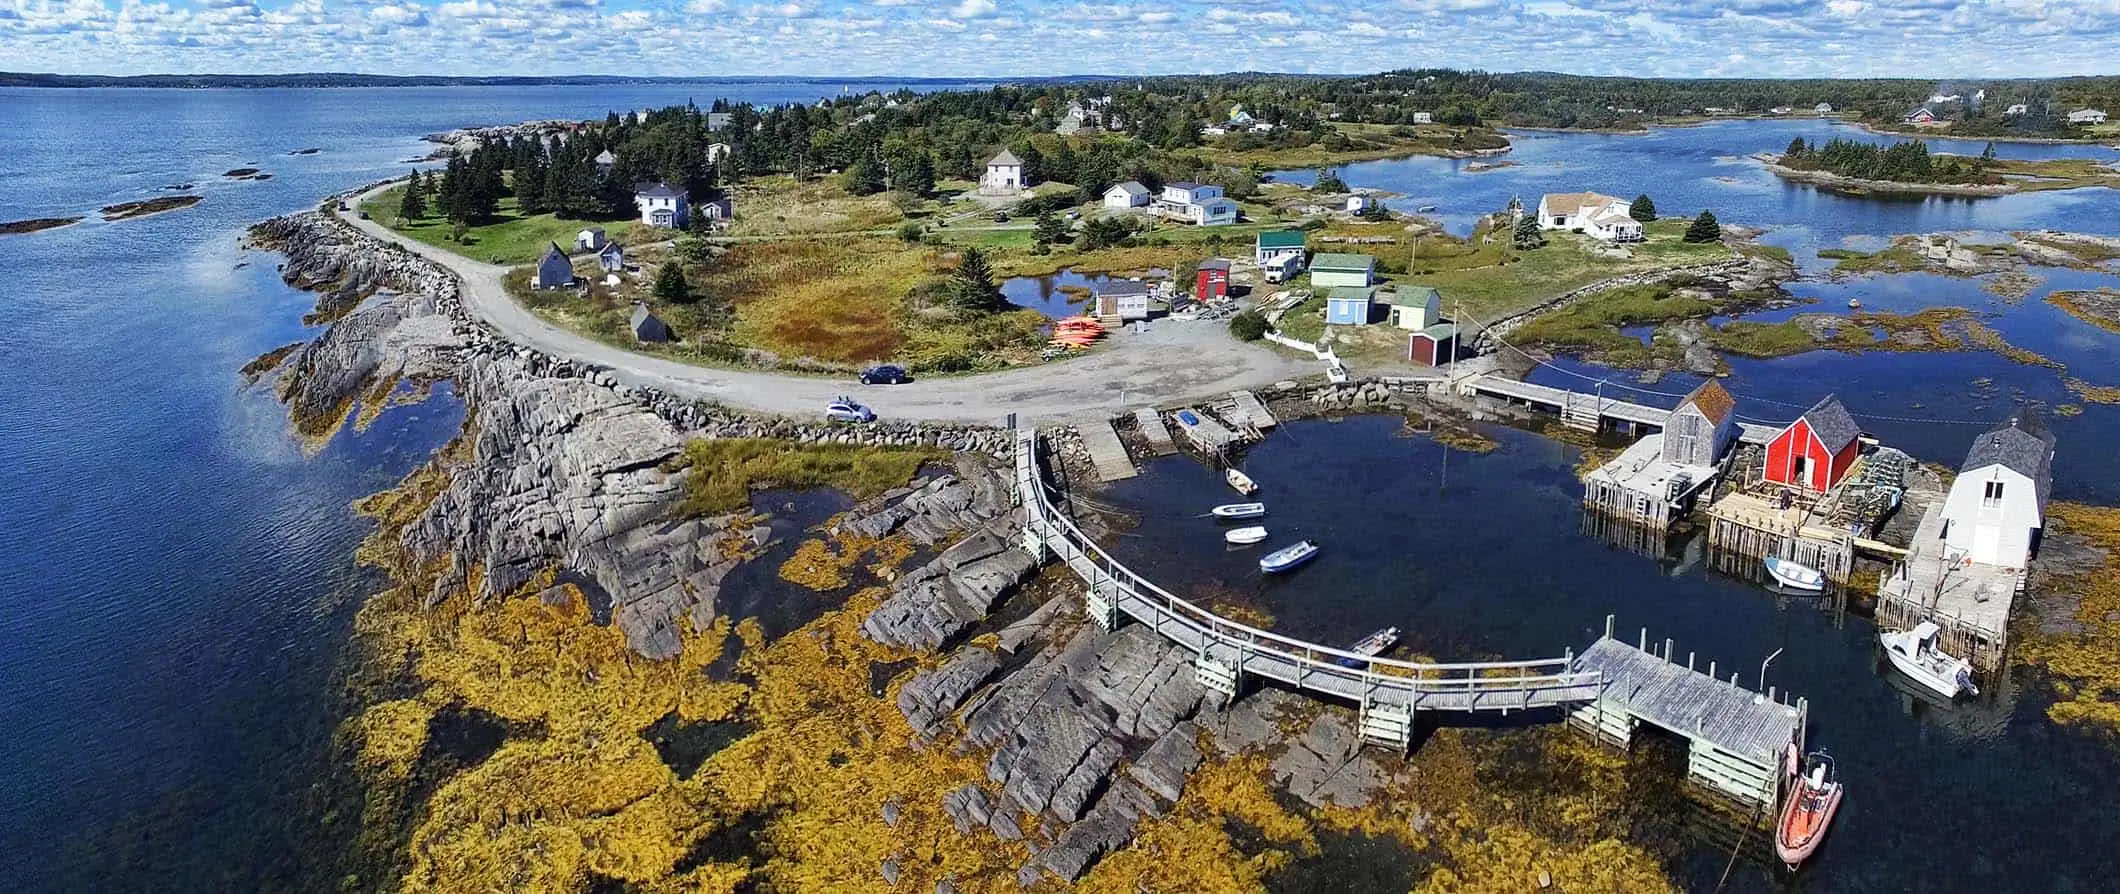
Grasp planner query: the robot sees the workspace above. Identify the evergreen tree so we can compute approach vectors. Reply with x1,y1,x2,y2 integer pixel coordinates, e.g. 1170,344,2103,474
1683,210,1722,244
844,147,887,195
1513,214,1546,250
1314,166,1350,193
1629,194,1656,222
1982,141,1997,161
652,261,695,304
398,170,426,220
886,148,935,195
1032,211,1069,247
950,246,1004,312
1784,137,1809,158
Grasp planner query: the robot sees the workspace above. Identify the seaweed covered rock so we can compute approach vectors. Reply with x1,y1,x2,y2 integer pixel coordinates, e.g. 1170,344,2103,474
861,521,1038,650
899,647,1001,740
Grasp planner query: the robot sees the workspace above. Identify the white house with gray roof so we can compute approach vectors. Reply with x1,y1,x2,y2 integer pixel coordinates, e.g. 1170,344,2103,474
1939,414,2055,569
980,149,1025,196
1103,180,1150,210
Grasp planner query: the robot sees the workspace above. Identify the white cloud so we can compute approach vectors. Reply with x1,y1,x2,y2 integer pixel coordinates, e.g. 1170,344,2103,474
684,0,730,12
951,0,995,18
1137,10,1174,23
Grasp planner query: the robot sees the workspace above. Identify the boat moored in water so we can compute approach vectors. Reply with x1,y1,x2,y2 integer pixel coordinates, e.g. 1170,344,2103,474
1224,526,1268,545
1259,540,1319,573
1880,621,1979,698
1225,467,1258,495
1775,748,1845,869
1210,502,1266,520
1765,556,1826,592
1334,626,1401,668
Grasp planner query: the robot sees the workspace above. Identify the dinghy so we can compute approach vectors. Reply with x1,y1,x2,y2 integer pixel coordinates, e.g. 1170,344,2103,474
1880,622,1978,699
1224,526,1268,545
1259,540,1319,573
1765,557,1825,592
1210,503,1266,520
1225,468,1258,495
1335,626,1401,669
1775,748,1844,870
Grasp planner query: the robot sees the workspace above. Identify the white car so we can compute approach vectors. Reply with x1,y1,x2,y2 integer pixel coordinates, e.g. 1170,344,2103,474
826,397,875,423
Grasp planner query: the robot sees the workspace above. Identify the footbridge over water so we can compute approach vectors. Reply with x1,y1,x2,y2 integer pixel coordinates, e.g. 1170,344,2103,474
1012,429,1808,809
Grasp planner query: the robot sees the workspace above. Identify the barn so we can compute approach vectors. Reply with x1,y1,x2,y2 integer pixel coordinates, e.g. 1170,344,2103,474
1764,395,1861,492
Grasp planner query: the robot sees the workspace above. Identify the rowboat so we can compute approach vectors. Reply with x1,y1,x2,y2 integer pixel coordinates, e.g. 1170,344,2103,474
1334,626,1401,668
1224,526,1268,545
1259,540,1319,573
1765,557,1825,592
1225,468,1258,495
1880,622,1978,698
1775,748,1844,869
1210,502,1266,520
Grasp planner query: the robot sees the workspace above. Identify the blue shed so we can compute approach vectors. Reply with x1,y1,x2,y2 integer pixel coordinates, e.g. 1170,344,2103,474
1324,286,1378,326
533,242,575,289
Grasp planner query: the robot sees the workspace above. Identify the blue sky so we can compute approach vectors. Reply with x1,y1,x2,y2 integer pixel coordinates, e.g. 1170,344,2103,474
4,0,2120,78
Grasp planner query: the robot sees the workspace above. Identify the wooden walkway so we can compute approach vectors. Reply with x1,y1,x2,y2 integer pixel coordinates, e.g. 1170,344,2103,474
1170,407,1241,454
1132,408,1177,455
1225,390,1277,430
1573,637,1803,768
1460,375,1776,444
1080,420,1138,481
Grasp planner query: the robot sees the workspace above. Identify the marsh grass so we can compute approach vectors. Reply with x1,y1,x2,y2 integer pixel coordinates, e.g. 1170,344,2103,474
677,439,945,517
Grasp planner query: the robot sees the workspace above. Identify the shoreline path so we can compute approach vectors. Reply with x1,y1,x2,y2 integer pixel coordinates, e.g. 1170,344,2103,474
346,183,1317,425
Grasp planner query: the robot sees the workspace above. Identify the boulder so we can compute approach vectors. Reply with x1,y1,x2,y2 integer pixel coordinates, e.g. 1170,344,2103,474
897,648,1000,740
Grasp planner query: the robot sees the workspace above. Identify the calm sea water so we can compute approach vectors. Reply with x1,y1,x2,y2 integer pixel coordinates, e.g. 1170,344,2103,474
0,81,986,891
3,89,2118,890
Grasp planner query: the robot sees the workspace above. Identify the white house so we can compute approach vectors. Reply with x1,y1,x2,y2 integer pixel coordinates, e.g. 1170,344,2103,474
576,226,606,251
980,149,1025,195
1412,111,1434,125
705,142,731,164
1200,124,1228,137
2005,103,2030,117
1153,182,1237,226
1814,102,1834,114
1536,192,1643,242
1103,181,1150,210
1345,194,1376,214
593,150,617,177
1938,415,2055,570
634,182,689,228
2069,108,2108,125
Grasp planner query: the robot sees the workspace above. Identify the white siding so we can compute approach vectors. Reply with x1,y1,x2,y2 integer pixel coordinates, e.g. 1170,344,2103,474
1939,464,2040,568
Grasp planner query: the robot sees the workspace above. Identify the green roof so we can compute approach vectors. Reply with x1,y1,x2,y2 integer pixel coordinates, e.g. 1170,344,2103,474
1309,252,1374,272
1387,285,1441,307
1256,230,1307,249
1418,323,1459,341
1326,286,1377,302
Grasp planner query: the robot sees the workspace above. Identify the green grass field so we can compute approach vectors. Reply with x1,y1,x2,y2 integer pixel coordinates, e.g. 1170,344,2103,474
1400,218,1735,321
366,185,641,265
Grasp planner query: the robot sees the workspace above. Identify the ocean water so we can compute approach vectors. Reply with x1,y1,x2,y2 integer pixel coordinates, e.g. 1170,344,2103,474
3,86,2119,891
0,80,986,891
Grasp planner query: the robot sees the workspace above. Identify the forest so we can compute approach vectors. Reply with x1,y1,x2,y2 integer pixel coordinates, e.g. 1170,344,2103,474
1775,137,2001,185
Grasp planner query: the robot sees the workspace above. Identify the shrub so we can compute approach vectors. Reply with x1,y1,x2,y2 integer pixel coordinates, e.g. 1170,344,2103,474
1229,310,1269,341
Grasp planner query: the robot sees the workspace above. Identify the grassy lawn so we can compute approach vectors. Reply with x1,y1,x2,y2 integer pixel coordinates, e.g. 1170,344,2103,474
1510,283,1707,366
366,185,641,265
1392,218,1736,321
723,175,910,238
1985,157,2120,192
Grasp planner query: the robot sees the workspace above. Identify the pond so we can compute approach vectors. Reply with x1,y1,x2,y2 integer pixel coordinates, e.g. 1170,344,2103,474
1000,267,1165,318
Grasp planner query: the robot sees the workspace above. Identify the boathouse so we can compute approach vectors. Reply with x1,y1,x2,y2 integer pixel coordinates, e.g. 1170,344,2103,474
1094,280,1154,322
1764,395,1861,493
1407,324,1458,366
1661,380,1737,467
1940,413,2054,570
1194,259,1231,301
1582,382,1734,530
532,243,575,289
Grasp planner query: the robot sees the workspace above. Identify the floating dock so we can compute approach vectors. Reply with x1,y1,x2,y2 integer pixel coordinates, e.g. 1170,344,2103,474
1132,408,1177,455
1570,619,1806,810
1079,419,1138,481
1225,390,1277,430
1170,407,1241,454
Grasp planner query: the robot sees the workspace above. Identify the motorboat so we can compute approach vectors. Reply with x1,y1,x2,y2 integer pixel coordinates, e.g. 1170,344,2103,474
1259,540,1319,573
1335,626,1401,669
1775,748,1844,869
1880,622,1978,698
1224,526,1268,545
1225,468,1258,495
1211,503,1266,520
1765,557,1825,592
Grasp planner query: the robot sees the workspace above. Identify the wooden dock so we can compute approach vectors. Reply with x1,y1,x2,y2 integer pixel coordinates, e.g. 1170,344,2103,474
1460,374,1778,444
1225,390,1277,430
1170,407,1241,454
1079,420,1137,481
1875,500,2015,672
1570,619,1806,809
1132,408,1177,455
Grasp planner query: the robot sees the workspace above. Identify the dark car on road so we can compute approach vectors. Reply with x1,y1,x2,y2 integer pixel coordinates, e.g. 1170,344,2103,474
860,364,910,385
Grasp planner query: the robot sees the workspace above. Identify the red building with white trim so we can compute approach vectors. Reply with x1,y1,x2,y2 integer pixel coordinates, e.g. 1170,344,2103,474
1194,258,1230,301
1764,395,1862,492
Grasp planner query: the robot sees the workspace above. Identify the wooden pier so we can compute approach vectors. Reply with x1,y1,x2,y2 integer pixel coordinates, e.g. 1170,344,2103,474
1170,407,1243,455
1016,431,1808,784
1875,500,2015,673
1224,390,1278,430
1079,419,1138,481
1132,408,1177,455
1570,618,1806,810
1460,374,1777,444
1581,433,1721,531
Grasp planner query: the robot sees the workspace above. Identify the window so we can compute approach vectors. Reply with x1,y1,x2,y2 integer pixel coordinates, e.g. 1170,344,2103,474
1983,480,2005,508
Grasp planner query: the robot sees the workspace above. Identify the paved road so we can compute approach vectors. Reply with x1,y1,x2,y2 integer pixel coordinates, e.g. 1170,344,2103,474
344,183,1318,425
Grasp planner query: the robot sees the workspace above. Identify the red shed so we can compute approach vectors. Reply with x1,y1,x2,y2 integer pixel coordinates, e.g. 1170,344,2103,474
1406,323,1458,367
1195,258,1231,300
1765,395,1862,492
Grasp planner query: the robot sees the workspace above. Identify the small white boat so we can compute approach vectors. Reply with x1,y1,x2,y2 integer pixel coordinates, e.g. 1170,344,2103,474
1765,557,1825,592
1210,502,1266,520
1335,626,1401,668
1225,468,1258,495
1224,526,1269,545
1881,622,1978,699
1259,540,1319,573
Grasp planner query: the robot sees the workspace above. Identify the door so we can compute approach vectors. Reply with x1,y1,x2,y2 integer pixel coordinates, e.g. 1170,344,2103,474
1791,455,1809,489
1972,525,2001,565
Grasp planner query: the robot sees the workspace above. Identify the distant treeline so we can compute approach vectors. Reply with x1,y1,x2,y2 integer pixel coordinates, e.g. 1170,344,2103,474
1776,137,2000,185
0,72,998,89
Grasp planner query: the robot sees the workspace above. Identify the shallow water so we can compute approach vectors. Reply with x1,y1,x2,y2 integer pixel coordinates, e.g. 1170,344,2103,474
1099,416,2120,891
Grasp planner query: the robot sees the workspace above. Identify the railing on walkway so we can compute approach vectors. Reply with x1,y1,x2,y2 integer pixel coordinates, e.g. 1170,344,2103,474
1015,430,1603,713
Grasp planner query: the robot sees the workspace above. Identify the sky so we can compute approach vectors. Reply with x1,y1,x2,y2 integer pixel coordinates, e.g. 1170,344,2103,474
4,0,2120,79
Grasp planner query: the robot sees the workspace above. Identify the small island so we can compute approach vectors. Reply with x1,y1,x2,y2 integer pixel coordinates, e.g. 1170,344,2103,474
100,195,203,221
0,216,85,235
1761,137,2120,196
224,167,273,180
